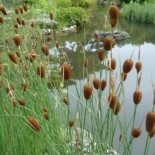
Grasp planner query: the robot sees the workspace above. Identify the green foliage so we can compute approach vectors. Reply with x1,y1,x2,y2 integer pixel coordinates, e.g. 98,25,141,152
122,3,155,23
56,7,90,27
70,0,94,8
55,0,72,8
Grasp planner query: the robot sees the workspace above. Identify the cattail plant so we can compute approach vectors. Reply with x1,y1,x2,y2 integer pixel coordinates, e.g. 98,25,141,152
97,49,105,62
109,5,119,28
108,58,116,70
43,109,49,120
132,128,142,138
8,52,18,64
0,16,3,24
22,81,28,91
13,34,22,46
21,19,25,25
15,8,19,14
36,65,45,78
16,17,22,25
23,4,28,12
63,97,69,105
19,7,24,14
103,36,115,51
69,120,74,128
61,63,72,80
93,77,100,90
133,89,142,105
123,59,134,73
16,51,21,58
146,112,155,133
19,99,26,106
50,12,54,21
122,72,127,81
83,58,88,68
149,127,155,138
135,61,142,73
101,79,107,91
0,6,7,15
30,21,34,27
113,101,121,115
84,82,93,100
108,93,118,110
42,44,49,56
28,117,41,132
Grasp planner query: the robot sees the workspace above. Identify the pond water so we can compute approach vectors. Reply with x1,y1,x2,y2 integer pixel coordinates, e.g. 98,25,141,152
58,7,155,155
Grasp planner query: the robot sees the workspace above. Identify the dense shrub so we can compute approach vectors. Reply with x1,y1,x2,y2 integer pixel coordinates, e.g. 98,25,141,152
70,0,94,8
56,7,90,27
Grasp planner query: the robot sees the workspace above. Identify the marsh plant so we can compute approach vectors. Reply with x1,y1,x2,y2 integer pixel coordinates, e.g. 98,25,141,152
0,2,155,155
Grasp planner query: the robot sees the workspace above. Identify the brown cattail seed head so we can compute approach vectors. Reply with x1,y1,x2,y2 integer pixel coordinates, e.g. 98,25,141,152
42,44,49,55
63,97,69,105
43,112,49,120
19,99,26,106
8,52,18,64
109,5,119,28
114,101,121,115
16,17,22,25
132,128,142,138
14,23,18,29
108,93,117,110
0,63,3,76
149,128,155,138
56,42,59,49
101,79,107,91
133,89,142,105
28,117,41,132
36,65,45,78
19,7,23,14
16,51,21,58
123,59,134,73
61,63,72,80
23,4,28,12
97,49,105,61
83,58,88,68
50,12,54,20
13,34,22,46
0,16,4,23
84,83,93,100
15,8,19,14
146,112,155,133
0,6,7,15
103,37,115,51
30,21,34,27
135,60,142,73
122,72,127,81
108,58,116,70
93,78,100,90
69,120,74,128
22,82,28,91
21,19,25,25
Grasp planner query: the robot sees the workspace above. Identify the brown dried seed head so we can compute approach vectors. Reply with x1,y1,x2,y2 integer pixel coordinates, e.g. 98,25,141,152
22,82,28,91
42,44,49,55
28,117,41,132
108,58,116,70
123,59,134,73
50,12,54,20
30,21,34,27
63,97,69,105
21,19,25,25
101,79,107,91
0,16,4,23
19,7,23,14
56,42,59,49
108,93,117,110
132,128,142,138
122,72,127,81
36,65,45,78
16,51,21,58
109,5,119,28
0,63,3,76
43,112,49,120
97,49,105,61
83,58,88,68
8,52,18,64
146,112,155,133
133,89,142,105
93,78,100,90
16,17,22,25
61,63,72,80
103,37,115,51
19,99,26,106
0,6,7,15
114,101,121,115
23,4,28,12
149,127,155,138
14,23,18,29
69,120,74,128
135,60,142,73
13,34,22,46
15,8,19,14
84,84,93,100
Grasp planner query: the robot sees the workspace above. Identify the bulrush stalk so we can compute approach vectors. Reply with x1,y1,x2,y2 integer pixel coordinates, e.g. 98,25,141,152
8,52,18,64
123,59,134,73
13,34,22,46
83,58,88,68
103,36,115,51
109,5,119,28
61,63,72,80
122,72,127,81
42,44,49,56
28,117,41,132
